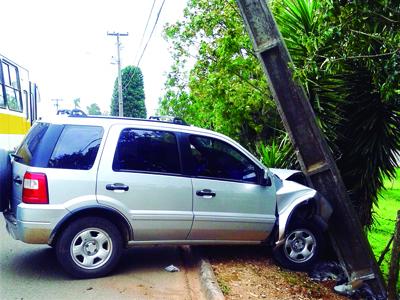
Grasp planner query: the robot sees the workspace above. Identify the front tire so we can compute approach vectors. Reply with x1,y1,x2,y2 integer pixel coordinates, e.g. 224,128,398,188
273,220,325,271
56,217,122,278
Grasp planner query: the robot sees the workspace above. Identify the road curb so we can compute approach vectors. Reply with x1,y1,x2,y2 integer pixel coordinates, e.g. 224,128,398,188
180,246,224,300
198,257,225,300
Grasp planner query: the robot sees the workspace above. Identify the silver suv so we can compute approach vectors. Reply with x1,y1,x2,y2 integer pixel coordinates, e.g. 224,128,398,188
0,115,332,278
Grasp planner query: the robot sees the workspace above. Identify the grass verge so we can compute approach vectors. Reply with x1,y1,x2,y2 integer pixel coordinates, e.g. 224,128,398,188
367,168,399,284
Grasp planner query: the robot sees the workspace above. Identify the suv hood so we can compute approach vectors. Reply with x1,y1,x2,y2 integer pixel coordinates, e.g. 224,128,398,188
270,168,317,214
269,168,302,181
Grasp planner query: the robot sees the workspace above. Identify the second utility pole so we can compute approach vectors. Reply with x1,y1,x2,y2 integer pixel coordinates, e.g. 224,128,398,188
108,32,128,117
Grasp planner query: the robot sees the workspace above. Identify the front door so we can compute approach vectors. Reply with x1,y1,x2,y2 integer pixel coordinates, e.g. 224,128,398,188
184,134,276,241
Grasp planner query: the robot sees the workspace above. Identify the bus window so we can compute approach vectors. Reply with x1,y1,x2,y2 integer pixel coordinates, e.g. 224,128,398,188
0,63,5,108
24,90,29,119
0,87,4,108
2,62,22,112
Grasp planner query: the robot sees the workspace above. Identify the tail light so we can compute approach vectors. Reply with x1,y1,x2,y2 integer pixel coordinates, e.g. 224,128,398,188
22,172,49,204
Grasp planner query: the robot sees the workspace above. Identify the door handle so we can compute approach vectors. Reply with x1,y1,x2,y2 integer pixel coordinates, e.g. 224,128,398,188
196,189,216,198
13,176,22,185
106,183,129,192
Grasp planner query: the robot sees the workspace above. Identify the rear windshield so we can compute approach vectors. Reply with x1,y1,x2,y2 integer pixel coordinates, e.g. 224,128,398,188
16,122,50,165
48,125,103,170
16,123,103,169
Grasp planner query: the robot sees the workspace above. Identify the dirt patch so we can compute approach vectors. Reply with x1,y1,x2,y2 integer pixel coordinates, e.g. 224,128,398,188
200,245,346,300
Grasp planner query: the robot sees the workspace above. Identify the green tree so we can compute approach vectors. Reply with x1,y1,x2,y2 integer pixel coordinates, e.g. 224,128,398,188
111,66,147,118
86,103,101,115
160,0,281,151
73,98,81,109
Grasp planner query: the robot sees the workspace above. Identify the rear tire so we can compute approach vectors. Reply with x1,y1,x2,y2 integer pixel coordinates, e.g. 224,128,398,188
0,149,12,212
273,220,325,271
56,217,122,278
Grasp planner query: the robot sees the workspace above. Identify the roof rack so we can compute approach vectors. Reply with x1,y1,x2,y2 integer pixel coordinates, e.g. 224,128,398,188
57,109,87,117
148,115,188,125
55,111,189,126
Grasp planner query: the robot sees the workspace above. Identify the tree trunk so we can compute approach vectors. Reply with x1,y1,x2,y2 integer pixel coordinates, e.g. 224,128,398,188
388,210,400,300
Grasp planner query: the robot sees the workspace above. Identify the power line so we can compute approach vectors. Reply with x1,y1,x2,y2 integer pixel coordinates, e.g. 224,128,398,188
133,0,157,64
123,0,166,91
136,0,166,67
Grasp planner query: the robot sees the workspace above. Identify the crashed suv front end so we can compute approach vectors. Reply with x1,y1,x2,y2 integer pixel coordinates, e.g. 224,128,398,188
270,168,333,245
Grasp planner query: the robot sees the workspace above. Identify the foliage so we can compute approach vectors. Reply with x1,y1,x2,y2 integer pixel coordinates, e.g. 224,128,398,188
256,135,297,169
159,0,282,150
111,66,146,118
86,103,101,115
217,278,231,295
73,98,81,109
368,168,399,283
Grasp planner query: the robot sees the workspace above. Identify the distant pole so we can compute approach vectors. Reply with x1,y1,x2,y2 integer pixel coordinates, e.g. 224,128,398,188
107,32,129,117
51,98,63,112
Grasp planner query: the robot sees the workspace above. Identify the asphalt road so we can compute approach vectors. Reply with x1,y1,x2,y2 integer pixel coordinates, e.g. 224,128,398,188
0,217,204,300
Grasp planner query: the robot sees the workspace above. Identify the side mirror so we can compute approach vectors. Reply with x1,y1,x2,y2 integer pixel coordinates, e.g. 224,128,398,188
259,170,272,186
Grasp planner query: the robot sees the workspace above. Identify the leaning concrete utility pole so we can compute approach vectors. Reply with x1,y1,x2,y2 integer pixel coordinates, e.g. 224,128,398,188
235,0,387,298
108,32,128,117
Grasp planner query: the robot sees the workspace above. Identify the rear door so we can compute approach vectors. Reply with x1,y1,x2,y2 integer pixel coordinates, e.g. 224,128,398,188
182,134,276,241
97,125,193,241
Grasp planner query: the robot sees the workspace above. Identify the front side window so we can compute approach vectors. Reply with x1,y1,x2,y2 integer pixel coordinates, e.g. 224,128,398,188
113,128,180,174
48,125,103,170
188,135,258,183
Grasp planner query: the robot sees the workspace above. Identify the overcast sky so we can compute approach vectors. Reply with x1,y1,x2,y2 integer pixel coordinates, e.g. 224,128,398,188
0,0,187,117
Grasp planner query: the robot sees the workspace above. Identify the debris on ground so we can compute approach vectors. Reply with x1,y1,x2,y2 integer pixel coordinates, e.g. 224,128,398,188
164,264,180,272
309,261,347,283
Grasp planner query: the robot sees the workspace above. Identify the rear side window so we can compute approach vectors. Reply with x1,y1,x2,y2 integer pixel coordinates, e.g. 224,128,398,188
16,122,50,165
113,128,180,174
48,125,103,170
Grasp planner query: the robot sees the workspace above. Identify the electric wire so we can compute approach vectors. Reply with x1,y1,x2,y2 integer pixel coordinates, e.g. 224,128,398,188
133,0,157,65
123,0,166,91
136,0,166,67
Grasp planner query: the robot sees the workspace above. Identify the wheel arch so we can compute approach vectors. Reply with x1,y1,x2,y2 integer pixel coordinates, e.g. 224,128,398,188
276,193,332,246
49,205,133,247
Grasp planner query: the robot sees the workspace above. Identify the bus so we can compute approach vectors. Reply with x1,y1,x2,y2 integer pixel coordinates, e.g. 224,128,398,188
0,54,39,152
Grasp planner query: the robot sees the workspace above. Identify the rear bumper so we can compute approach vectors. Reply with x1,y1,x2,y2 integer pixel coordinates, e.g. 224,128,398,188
4,204,69,244
4,211,52,244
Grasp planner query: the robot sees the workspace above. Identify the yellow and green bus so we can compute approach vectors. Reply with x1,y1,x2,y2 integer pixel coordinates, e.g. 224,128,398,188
0,54,39,152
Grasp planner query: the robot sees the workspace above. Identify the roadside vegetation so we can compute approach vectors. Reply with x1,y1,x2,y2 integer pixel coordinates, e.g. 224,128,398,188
368,168,399,282
111,66,146,118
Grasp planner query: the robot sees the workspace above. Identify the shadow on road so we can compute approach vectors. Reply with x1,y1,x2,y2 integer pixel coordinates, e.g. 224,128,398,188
2,245,185,280
1,246,69,280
